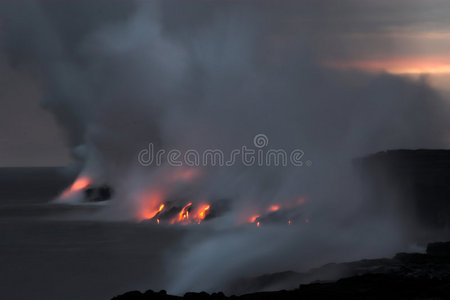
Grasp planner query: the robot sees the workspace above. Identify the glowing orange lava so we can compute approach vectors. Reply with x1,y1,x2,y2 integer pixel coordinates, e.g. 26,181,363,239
179,203,192,221
139,191,165,220
245,197,309,226
61,176,92,198
170,202,193,224
147,203,165,219
168,203,211,225
195,204,211,224
250,215,260,223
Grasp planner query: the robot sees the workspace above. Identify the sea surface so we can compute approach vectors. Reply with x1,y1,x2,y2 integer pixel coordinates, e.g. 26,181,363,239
0,168,183,300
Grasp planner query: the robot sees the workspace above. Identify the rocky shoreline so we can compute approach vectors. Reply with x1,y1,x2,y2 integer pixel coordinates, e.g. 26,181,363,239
112,241,450,299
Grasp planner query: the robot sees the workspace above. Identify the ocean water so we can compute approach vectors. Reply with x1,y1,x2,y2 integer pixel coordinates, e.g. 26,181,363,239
0,168,183,300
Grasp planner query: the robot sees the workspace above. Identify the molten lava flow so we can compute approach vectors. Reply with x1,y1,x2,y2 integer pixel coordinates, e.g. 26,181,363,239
245,197,309,226
61,176,92,198
139,191,165,220
147,203,165,219
170,202,193,224
168,203,211,225
179,202,192,221
195,204,211,224
250,215,260,223
249,215,262,227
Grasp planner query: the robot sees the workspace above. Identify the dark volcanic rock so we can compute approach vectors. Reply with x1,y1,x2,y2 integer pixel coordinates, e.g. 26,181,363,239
293,274,450,299
356,149,450,232
427,241,450,257
112,241,450,300
113,276,450,299
112,290,180,300
83,184,113,202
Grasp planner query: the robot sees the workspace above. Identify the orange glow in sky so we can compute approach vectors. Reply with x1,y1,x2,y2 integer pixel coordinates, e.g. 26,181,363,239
325,57,450,75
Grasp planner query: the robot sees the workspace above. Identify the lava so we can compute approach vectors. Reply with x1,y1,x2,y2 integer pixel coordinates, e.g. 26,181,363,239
195,204,211,224
171,202,193,224
61,176,92,199
149,203,165,219
250,215,260,223
137,168,208,224
167,203,212,225
139,191,166,220
138,191,306,226
247,197,308,227
249,215,262,227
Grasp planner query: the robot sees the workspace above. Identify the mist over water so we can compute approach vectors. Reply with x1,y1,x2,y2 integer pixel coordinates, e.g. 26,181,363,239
2,0,450,295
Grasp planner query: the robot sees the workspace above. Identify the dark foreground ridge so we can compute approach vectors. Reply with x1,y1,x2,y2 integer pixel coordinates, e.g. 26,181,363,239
112,241,450,300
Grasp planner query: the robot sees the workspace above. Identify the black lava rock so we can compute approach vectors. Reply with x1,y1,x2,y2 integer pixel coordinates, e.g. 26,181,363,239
84,184,113,202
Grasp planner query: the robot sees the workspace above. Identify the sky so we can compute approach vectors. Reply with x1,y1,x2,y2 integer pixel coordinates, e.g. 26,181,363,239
0,0,136,166
0,0,449,166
